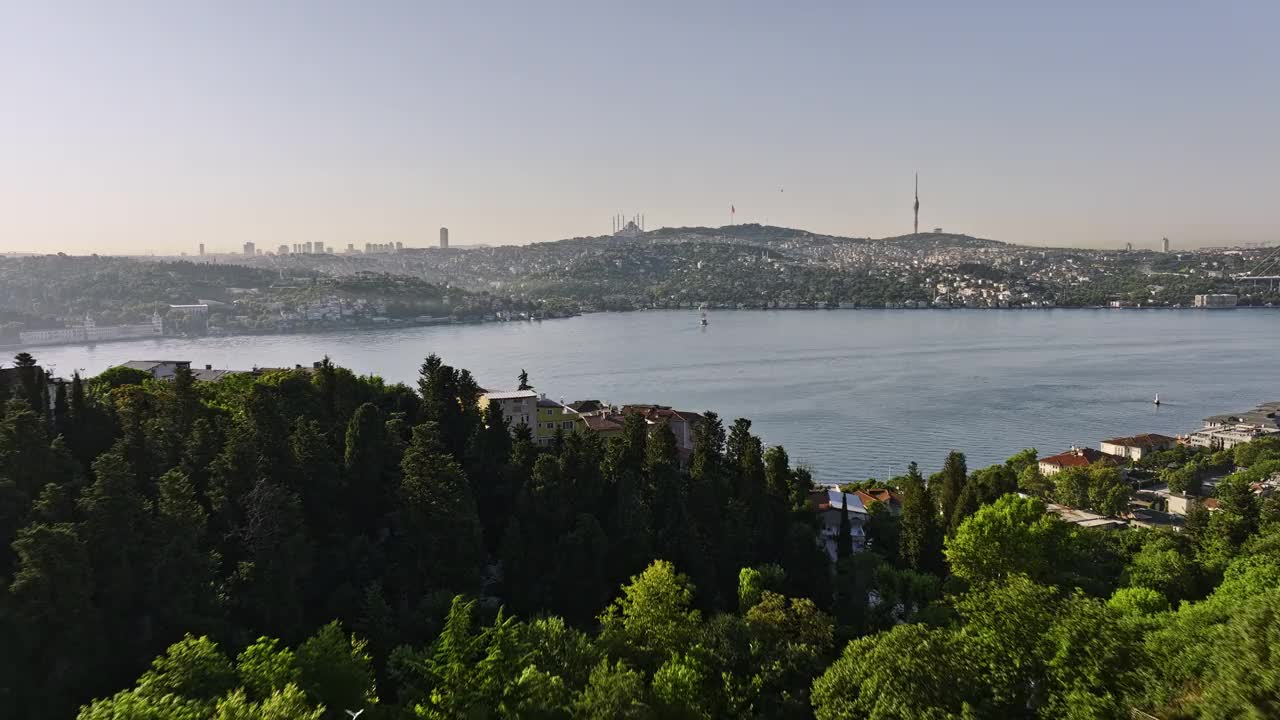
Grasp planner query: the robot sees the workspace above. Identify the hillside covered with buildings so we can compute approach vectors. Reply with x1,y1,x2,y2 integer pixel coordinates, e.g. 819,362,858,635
3,226,1278,347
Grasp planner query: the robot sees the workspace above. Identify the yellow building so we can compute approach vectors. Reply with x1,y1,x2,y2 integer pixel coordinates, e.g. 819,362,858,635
534,396,585,446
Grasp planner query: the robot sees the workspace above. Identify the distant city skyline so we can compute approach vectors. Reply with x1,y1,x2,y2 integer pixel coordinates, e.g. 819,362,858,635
2,2,1277,255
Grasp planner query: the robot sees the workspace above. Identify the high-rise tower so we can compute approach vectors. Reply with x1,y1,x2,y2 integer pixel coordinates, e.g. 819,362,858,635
913,173,920,235
440,227,449,249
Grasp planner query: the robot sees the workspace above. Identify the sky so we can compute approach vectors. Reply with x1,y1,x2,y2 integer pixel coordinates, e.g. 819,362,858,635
2,1,1278,254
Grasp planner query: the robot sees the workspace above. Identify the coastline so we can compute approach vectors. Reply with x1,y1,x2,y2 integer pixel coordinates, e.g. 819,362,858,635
2,304,1273,353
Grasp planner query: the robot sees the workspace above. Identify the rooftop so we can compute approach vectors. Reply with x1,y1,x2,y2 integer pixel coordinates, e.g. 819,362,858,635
119,360,190,369
854,488,902,507
1041,447,1123,468
483,390,539,401
808,488,868,515
1101,433,1177,448
1204,401,1280,430
582,412,626,432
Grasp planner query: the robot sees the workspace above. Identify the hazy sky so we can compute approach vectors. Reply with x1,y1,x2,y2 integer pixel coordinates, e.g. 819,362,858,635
2,1,1277,254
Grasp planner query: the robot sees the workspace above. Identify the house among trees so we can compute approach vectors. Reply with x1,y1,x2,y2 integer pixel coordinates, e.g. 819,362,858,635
1037,446,1124,476
807,488,867,559
853,487,903,516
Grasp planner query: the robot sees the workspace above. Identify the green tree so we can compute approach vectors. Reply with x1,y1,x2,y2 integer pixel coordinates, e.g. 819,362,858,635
236,637,301,701
8,522,102,718
937,450,968,527
574,660,652,719
395,423,483,599
148,468,217,642
898,462,943,574
600,560,702,668
295,621,376,714
344,403,388,533
812,623,975,720
1087,464,1129,517
945,495,1066,585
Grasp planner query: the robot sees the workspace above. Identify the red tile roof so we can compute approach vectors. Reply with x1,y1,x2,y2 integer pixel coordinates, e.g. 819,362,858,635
1041,447,1123,468
855,489,902,507
582,413,626,432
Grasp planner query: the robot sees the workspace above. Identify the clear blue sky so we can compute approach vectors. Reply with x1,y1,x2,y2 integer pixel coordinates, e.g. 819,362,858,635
2,1,1277,254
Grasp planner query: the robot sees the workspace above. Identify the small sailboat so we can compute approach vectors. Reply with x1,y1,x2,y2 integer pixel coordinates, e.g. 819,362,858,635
1153,393,1161,406
699,303,708,327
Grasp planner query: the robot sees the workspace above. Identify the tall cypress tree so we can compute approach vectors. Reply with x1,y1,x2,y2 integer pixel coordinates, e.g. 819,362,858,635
7,522,102,718
394,423,483,602
344,403,387,532
938,450,968,527
78,445,151,679
899,462,942,574
147,468,217,644
837,493,854,560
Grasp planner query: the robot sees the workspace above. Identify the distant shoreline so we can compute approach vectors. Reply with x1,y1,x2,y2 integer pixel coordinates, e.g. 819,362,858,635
3,305,1273,353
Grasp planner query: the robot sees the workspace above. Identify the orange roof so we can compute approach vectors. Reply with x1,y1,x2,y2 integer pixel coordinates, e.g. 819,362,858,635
855,489,902,507
1041,448,1122,468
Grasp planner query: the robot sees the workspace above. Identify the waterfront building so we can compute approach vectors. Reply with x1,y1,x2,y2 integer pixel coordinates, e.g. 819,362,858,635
1100,433,1178,460
1186,401,1280,449
1038,447,1123,476
19,313,164,347
1193,293,1238,308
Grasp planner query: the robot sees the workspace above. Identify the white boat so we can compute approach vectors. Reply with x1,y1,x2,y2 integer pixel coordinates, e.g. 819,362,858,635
1153,393,1161,406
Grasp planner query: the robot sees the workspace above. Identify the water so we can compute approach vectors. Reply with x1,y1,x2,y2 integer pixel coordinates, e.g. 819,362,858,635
22,310,1280,482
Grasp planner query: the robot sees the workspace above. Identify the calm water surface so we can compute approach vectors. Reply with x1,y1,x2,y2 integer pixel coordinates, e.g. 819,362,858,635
27,310,1280,482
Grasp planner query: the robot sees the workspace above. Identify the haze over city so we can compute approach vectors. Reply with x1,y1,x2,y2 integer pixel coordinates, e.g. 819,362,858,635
3,1,1277,255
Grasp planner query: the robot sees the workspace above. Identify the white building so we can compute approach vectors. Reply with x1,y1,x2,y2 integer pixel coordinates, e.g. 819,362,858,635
1186,402,1280,450
1193,294,1237,308
19,313,163,347
116,360,193,380
809,488,868,560
479,389,539,430
1100,434,1178,460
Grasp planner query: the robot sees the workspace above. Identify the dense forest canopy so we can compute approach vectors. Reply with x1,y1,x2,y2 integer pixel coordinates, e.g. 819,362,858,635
0,353,1276,718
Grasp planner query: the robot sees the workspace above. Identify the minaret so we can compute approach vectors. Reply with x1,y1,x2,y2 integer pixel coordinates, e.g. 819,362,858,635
913,173,920,235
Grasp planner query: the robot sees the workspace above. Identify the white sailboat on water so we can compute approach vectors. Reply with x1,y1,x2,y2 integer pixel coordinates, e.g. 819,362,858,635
699,302,708,327
1153,393,1161,406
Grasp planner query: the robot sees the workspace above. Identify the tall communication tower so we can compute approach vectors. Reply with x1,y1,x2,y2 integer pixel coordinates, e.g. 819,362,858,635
913,173,920,235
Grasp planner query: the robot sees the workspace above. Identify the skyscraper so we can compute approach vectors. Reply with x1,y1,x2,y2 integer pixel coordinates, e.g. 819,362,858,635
314,241,325,254
1162,237,1170,253
243,241,255,256
440,227,449,249
913,173,920,235
198,243,205,256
